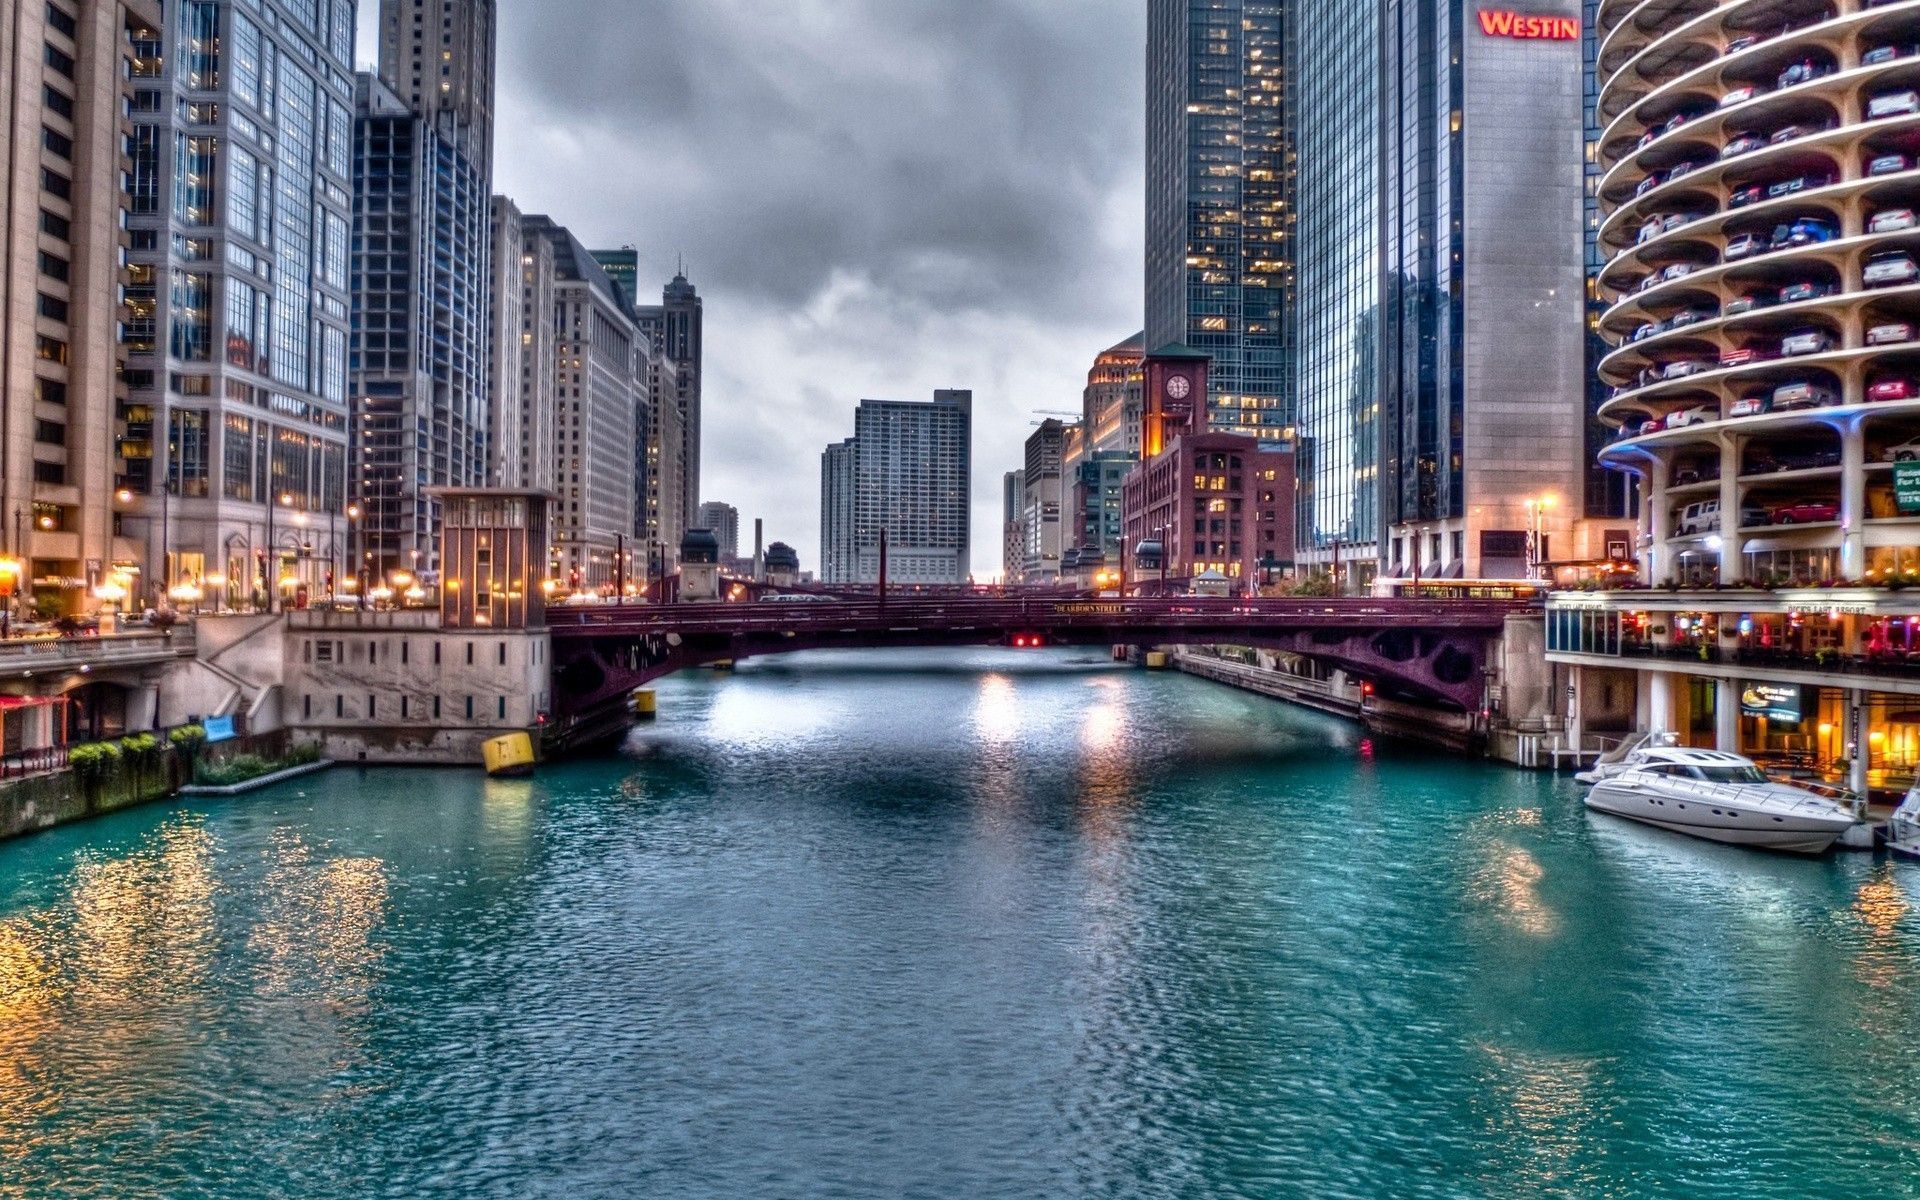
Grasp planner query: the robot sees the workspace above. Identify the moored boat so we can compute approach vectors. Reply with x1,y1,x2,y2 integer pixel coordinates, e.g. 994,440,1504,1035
1584,747,1860,854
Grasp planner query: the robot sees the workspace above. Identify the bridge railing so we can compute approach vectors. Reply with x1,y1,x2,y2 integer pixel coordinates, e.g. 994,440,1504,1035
547,595,1530,636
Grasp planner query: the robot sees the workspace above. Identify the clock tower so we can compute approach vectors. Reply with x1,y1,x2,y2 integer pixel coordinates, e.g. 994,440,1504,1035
1142,343,1211,457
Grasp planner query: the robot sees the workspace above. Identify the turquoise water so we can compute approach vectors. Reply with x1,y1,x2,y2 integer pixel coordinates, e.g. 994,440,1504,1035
1,648,1917,1199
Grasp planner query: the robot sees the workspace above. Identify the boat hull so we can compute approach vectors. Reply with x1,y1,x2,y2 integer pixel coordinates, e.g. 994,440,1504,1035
1585,785,1852,854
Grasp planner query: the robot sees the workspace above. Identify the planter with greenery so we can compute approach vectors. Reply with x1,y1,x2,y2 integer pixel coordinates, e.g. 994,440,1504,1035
192,741,324,788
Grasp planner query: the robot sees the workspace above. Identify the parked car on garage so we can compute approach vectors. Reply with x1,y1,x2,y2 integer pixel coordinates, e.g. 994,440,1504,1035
1781,327,1834,355
1666,405,1717,428
1729,393,1773,417
1730,183,1766,207
1724,291,1771,315
1667,307,1714,329
1773,380,1837,409
1778,60,1832,88
1664,361,1712,380
1720,347,1777,369
1726,231,1768,259
1722,86,1762,107
1723,133,1767,158
1675,500,1723,535
1864,43,1920,66
1772,216,1838,247
1770,119,1833,143
1871,152,1914,177
1868,321,1915,345
1870,89,1920,118
1767,171,1835,198
1865,252,1920,287
1771,500,1840,524
1871,207,1918,232
1779,279,1834,303
1869,377,1920,402
1884,436,1920,462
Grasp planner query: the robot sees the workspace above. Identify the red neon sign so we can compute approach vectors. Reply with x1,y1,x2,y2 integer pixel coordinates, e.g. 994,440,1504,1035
1477,10,1580,40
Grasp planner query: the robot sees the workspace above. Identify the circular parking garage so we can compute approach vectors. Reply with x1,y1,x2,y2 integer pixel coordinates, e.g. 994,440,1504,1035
1596,0,1920,584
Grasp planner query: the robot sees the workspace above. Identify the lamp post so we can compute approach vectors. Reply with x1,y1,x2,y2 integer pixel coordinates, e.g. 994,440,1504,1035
1526,493,1558,583
345,503,362,607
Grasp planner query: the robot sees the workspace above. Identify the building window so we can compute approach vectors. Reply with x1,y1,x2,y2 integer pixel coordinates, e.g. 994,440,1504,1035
36,293,67,322
34,420,65,446
41,127,71,159
40,168,70,200
38,251,67,282
43,44,73,78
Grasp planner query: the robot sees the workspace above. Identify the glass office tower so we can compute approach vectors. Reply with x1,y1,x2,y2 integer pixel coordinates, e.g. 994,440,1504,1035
1289,0,1381,580
1145,0,1294,440
124,0,357,607
1378,0,1591,580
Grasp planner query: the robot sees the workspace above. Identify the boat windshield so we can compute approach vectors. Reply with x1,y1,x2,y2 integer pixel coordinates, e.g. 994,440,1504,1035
1693,765,1769,784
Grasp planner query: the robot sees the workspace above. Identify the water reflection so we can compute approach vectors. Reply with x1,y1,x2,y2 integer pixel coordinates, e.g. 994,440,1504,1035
0,650,1915,1199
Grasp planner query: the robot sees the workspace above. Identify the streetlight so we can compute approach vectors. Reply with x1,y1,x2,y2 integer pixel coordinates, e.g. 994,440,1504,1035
1526,494,1559,583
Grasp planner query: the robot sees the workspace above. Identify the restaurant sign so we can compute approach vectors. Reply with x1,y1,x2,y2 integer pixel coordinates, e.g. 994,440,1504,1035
1740,682,1803,724
1895,460,1920,515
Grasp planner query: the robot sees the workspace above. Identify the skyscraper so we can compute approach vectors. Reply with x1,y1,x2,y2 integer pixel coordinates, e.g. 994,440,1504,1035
596,257,702,569
349,70,492,584
820,439,856,584
635,271,703,537
819,391,971,584
124,0,358,609
486,196,554,491
1145,0,1293,441
1001,469,1025,585
1082,332,1145,456
376,0,495,175
1377,0,1589,580
1,0,163,614
1288,1,1380,583
695,501,739,561
1022,419,1068,580
1578,0,1634,525
523,217,643,590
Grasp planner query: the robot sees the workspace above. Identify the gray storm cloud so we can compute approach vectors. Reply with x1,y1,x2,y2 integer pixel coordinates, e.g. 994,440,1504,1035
365,0,1145,576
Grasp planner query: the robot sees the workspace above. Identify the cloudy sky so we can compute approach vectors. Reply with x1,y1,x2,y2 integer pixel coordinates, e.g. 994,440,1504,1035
361,1,1146,578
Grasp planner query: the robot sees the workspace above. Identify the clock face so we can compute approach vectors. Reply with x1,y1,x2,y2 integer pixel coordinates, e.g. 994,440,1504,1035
1166,374,1191,401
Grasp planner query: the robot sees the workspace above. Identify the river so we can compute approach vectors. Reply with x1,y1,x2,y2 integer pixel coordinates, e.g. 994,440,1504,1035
1,648,1917,1199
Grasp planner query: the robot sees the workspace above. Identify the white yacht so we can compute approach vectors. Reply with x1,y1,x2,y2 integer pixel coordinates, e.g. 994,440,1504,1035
1584,747,1861,854
1888,784,1920,862
1576,731,1681,785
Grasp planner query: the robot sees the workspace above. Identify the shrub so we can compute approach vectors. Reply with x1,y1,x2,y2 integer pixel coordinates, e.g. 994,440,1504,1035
68,741,121,782
195,753,272,786
120,732,161,763
168,724,207,756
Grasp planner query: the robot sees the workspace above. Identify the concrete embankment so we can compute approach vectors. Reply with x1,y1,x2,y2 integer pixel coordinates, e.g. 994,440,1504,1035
0,753,184,842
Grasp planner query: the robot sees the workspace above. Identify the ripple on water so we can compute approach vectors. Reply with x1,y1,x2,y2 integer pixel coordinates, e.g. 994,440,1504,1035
0,648,1915,1200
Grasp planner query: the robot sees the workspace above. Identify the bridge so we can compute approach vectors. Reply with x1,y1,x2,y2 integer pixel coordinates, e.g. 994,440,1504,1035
544,595,1533,749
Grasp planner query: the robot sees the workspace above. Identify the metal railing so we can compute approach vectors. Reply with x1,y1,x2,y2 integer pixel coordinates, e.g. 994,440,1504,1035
0,630,192,675
546,595,1530,640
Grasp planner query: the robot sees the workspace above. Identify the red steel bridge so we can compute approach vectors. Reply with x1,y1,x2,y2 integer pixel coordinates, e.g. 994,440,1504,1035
544,595,1534,749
